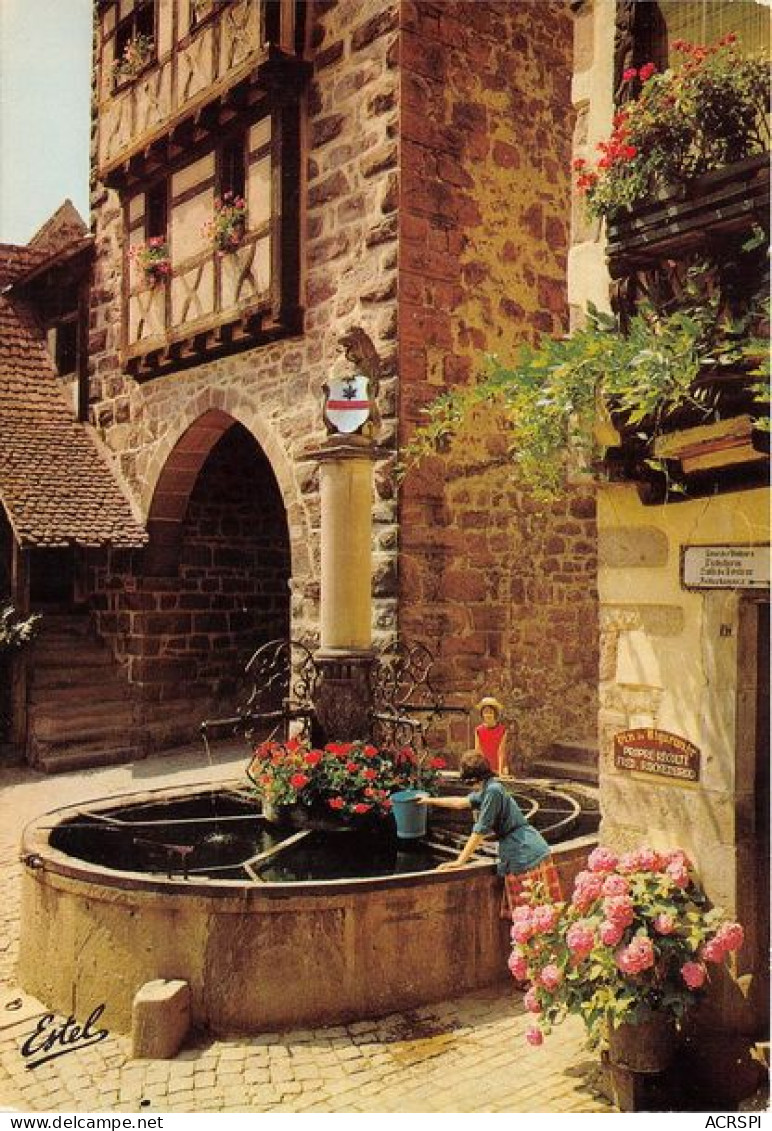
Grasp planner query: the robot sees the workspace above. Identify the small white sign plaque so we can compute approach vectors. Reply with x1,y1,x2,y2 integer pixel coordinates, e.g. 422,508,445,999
681,544,770,590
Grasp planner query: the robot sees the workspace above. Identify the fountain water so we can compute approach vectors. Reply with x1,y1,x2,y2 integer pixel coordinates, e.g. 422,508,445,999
18,364,598,1037
19,774,597,1035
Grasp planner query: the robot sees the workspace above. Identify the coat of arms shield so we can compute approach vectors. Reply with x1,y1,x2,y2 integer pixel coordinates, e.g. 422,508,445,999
323,374,371,434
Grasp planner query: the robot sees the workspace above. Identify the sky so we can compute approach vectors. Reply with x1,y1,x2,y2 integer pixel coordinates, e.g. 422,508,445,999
0,0,92,245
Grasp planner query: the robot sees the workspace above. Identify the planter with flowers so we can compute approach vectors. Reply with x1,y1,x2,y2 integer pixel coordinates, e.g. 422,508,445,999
575,36,769,226
112,33,155,87
203,193,247,253
130,238,171,289
247,737,446,832
509,844,745,1079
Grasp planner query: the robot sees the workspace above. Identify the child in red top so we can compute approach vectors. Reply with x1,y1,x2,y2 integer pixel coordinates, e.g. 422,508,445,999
474,696,510,776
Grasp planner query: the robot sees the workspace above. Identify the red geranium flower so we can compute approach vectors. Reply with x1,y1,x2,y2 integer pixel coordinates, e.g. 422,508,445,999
429,756,447,770
290,773,309,790
352,803,371,815
328,797,345,810
345,761,360,774
304,750,322,766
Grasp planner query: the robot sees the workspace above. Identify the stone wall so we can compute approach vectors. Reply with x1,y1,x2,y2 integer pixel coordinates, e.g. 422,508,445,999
86,0,402,742
397,0,599,765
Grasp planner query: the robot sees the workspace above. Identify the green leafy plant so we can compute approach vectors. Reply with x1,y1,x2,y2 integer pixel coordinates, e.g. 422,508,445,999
247,737,446,820
511,845,745,1051
576,36,770,220
0,605,41,653
202,192,247,253
402,280,769,500
112,33,155,86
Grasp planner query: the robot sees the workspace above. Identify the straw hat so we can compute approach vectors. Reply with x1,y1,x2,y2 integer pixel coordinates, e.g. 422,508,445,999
476,695,504,715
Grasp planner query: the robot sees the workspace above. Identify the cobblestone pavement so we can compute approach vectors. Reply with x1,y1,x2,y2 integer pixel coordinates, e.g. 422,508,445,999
0,744,613,1114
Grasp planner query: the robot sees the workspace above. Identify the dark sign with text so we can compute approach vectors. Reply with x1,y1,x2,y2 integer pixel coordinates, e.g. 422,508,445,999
613,728,700,785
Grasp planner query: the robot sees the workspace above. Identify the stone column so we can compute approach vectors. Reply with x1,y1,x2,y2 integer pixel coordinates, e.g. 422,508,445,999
310,434,379,741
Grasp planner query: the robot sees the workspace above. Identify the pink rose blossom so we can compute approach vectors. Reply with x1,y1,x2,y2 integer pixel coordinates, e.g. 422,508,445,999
539,963,563,991
681,961,707,989
622,67,638,82
617,852,639,874
602,874,629,897
572,871,604,911
525,1026,544,1046
634,848,664,872
599,919,625,947
701,937,726,964
587,847,619,874
653,914,676,935
524,988,542,1014
603,895,635,928
639,62,657,81
615,936,655,975
663,849,690,870
511,919,536,944
532,904,559,933
716,922,744,953
566,922,595,957
508,951,529,981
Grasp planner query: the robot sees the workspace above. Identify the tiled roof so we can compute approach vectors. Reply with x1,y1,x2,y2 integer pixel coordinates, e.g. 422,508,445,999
0,261,147,549
27,199,89,256
0,245,47,287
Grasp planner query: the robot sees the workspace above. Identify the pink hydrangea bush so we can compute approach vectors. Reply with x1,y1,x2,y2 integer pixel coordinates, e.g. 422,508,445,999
509,845,744,1051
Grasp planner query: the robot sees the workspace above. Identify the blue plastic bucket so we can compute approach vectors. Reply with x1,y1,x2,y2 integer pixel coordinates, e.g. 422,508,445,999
390,789,429,839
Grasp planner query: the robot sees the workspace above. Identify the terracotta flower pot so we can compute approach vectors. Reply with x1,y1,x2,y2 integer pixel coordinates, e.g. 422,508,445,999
608,1012,680,1074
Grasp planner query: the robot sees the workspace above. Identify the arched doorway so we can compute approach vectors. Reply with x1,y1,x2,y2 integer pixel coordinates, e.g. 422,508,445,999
96,413,292,750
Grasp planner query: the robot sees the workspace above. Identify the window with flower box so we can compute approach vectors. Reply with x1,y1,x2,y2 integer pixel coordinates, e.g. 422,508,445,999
580,3,772,500
112,0,157,90
123,100,299,377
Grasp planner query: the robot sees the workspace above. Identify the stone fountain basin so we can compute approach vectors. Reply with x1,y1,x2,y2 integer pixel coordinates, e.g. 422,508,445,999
19,779,596,1036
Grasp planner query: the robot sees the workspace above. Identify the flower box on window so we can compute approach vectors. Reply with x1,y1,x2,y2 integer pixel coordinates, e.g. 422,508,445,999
575,36,769,246
112,33,155,88
130,238,171,288
606,153,769,275
202,193,248,253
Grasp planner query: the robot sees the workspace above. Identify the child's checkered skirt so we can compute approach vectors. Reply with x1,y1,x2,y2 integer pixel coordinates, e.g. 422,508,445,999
501,856,563,918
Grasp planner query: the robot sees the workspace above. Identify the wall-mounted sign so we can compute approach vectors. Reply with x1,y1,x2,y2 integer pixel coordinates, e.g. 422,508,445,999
613,728,700,785
681,544,770,591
